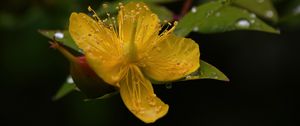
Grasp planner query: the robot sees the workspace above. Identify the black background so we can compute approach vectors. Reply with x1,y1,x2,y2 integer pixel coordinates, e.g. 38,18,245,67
0,0,299,126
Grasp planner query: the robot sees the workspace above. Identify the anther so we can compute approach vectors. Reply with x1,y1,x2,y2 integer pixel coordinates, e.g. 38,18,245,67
102,3,108,9
118,2,123,6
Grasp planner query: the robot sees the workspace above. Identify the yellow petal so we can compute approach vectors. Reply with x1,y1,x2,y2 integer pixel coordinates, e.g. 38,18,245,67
118,2,161,55
119,65,168,123
69,13,125,85
140,34,200,82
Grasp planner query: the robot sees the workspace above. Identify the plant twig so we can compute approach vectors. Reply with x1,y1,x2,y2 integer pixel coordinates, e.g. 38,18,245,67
179,0,193,18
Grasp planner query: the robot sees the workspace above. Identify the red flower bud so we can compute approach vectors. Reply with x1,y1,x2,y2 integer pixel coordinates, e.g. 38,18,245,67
51,42,116,98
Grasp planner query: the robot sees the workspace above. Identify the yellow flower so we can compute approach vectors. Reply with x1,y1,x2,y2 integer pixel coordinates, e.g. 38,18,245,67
69,2,200,123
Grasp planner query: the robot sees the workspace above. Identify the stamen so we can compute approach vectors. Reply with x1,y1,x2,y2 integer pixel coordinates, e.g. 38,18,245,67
102,3,108,9
88,6,101,23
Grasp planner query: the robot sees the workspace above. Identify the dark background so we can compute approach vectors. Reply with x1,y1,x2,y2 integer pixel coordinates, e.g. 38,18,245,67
0,0,299,126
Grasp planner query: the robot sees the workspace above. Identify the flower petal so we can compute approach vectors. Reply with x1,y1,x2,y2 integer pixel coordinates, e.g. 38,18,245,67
140,34,200,82
118,2,161,55
69,13,125,85
119,65,168,123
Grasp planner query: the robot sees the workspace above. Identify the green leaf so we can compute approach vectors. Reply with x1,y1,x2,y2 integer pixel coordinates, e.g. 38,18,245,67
52,82,77,101
130,0,177,3
278,0,300,28
174,1,278,37
148,4,174,21
38,30,80,52
232,0,278,22
183,60,229,81
84,91,119,102
97,1,173,21
152,60,229,84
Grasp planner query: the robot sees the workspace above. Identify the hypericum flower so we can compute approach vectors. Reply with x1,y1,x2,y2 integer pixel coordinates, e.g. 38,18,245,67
69,2,200,123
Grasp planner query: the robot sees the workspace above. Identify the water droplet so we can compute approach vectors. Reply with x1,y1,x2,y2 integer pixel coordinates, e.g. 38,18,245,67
54,32,64,39
78,49,84,53
165,83,172,89
156,47,161,51
249,13,256,18
136,3,140,7
220,0,231,5
206,10,214,17
235,19,250,28
191,7,197,13
265,10,274,18
149,102,156,106
152,94,156,97
185,75,192,79
211,72,218,79
215,12,221,17
257,0,264,3
192,26,199,32
138,110,145,114
293,6,300,15
199,71,203,75
137,99,141,103
155,106,162,113
66,76,74,83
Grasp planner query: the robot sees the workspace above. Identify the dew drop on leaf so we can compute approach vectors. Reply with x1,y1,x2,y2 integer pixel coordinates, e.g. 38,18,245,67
294,6,300,15
235,19,250,28
185,75,192,79
219,0,231,5
66,75,74,83
193,26,199,32
257,0,264,3
215,12,221,17
191,7,197,13
265,10,274,18
249,13,256,18
54,32,64,39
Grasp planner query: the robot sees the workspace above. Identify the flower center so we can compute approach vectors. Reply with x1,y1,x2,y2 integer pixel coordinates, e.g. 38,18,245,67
126,21,138,63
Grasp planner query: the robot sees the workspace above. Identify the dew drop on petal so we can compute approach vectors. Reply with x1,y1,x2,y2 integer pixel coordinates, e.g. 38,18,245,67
54,32,64,39
235,19,250,28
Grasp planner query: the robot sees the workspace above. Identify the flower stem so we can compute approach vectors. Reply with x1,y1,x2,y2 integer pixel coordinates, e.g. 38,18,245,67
50,41,76,61
180,0,193,18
